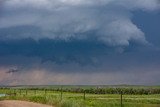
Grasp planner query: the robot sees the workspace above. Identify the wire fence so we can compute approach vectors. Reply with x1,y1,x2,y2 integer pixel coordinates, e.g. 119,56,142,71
1,87,160,107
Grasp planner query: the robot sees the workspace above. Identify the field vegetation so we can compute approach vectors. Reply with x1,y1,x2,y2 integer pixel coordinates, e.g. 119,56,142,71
0,85,160,107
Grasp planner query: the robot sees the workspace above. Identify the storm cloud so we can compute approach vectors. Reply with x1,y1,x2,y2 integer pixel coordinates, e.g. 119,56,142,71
1,0,160,45
0,0,160,85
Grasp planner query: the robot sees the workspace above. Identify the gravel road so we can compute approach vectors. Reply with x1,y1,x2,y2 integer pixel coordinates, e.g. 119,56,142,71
0,100,53,107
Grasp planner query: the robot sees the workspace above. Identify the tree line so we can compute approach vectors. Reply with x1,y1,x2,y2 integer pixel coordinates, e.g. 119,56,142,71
1,87,160,95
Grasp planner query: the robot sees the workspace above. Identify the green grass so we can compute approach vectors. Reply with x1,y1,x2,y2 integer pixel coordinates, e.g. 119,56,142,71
0,88,160,107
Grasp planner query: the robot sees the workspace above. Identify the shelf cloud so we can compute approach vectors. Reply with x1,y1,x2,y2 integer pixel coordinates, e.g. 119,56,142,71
1,0,159,46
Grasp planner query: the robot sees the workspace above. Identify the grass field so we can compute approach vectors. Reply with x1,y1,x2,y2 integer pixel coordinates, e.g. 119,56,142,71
0,86,160,107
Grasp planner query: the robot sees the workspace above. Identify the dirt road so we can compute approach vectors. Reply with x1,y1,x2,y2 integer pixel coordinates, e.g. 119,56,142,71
0,100,53,107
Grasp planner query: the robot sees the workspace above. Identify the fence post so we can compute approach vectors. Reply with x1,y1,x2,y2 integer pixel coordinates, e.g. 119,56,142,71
9,89,11,95
14,89,16,96
84,90,86,100
34,89,36,95
26,89,28,96
60,86,63,101
121,90,123,107
45,89,47,96
20,89,21,95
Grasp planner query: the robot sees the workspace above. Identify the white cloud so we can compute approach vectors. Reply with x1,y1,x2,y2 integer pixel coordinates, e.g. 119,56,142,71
0,0,159,46
98,19,147,46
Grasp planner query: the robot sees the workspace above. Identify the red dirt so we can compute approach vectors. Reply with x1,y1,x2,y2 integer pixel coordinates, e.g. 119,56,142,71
0,100,53,107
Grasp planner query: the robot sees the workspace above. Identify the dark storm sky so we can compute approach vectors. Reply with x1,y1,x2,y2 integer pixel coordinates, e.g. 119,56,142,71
0,0,160,85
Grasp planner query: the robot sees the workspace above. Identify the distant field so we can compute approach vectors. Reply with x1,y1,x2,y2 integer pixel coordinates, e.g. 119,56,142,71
0,85,160,107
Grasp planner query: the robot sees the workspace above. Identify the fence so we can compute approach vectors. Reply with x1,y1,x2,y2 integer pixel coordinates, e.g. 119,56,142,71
1,87,160,107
